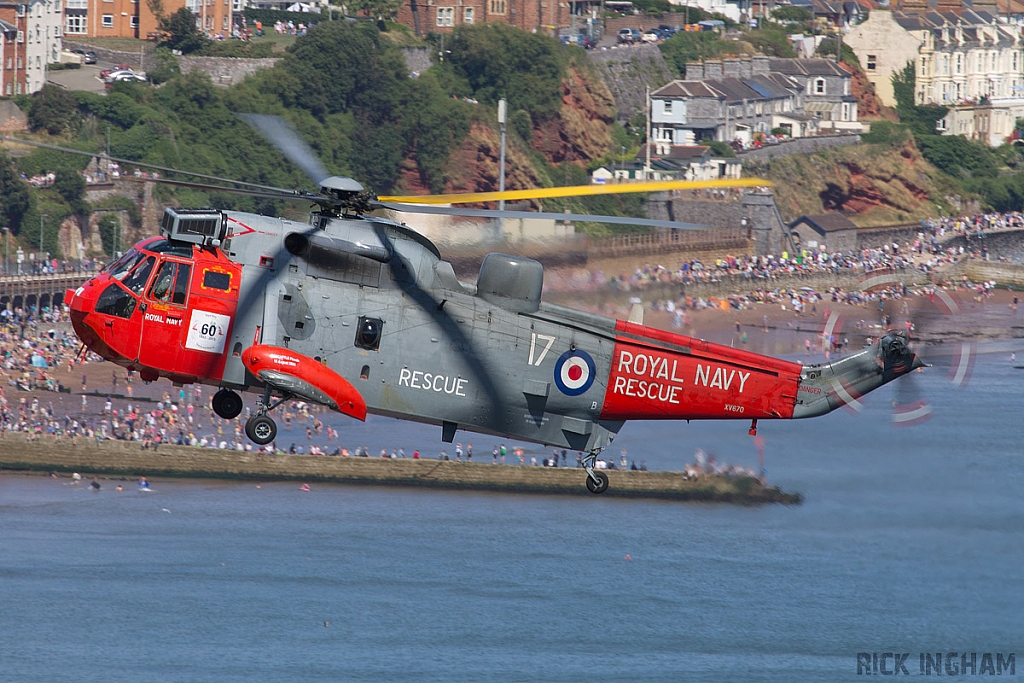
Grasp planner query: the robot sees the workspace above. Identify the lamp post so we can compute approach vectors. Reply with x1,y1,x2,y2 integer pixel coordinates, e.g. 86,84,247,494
3,227,8,277
498,98,507,237
40,214,47,264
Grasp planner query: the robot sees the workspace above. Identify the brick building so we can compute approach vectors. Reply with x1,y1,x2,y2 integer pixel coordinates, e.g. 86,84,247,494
63,0,232,40
396,0,574,35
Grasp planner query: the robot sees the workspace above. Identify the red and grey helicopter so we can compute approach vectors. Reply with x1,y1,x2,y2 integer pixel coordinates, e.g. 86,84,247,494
4,123,924,493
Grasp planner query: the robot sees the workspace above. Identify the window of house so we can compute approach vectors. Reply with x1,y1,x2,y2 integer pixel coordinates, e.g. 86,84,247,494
16,31,24,43
866,55,876,71
65,14,85,33
663,101,672,115
436,7,453,25
5,84,11,96
814,78,825,94
130,15,139,27
489,0,506,13
841,102,850,121
102,14,113,27
464,7,473,22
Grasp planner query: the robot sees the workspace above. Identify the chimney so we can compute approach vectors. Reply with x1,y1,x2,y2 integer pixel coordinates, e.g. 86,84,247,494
704,59,724,81
723,57,743,78
685,61,704,80
752,55,770,76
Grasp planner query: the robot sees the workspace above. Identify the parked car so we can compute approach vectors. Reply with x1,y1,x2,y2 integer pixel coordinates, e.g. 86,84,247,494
100,64,134,79
71,49,97,64
641,29,660,43
560,33,595,48
104,70,147,86
617,28,641,44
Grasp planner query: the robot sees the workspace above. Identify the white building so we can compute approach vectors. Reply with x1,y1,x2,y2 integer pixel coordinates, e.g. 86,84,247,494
24,0,63,93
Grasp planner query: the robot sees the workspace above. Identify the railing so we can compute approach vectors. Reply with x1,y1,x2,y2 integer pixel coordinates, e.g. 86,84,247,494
589,226,749,258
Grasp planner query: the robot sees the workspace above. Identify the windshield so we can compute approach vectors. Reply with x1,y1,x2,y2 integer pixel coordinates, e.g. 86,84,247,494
106,249,143,281
122,255,156,295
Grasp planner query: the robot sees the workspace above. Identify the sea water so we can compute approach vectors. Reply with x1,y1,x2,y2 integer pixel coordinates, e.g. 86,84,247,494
2,342,1022,682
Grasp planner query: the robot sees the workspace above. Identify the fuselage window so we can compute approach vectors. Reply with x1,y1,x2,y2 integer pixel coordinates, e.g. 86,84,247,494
355,317,383,351
203,270,231,291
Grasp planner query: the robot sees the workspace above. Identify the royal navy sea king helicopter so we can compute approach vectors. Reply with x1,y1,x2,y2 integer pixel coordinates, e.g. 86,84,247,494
4,123,925,494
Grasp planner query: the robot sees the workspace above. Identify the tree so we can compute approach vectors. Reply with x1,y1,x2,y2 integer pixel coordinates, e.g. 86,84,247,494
279,21,407,120
159,7,209,54
659,32,732,77
351,0,403,20
54,170,89,216
446,24,568,122
28,84,80,135
891,61,947,137
771,6,812,23
0,151,31,234
743,25,797,57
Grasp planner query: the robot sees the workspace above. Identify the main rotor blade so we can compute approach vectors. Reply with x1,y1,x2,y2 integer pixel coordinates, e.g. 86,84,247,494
377,202,710,230
0,135,300,196
239,114,331,186
119,175,314,202
380,177,772,205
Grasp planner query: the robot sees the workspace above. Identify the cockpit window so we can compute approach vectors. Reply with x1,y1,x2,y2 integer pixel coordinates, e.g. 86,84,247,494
122,256,155,295
95,283,137,319
148,261,191,305
146,239,194,258
107,250,144,281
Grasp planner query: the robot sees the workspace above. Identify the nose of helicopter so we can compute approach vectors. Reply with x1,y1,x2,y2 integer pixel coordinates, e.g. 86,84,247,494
66,276,118,360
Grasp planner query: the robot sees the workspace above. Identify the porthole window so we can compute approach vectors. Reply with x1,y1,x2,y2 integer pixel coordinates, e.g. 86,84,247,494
355,317,383,350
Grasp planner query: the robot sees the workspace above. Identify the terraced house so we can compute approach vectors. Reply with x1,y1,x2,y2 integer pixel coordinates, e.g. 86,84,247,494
844,7,1024,106
650,56,815,147
845,7,1024,145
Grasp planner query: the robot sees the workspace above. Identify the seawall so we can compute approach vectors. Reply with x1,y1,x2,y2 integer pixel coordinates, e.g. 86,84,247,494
0,434,800,504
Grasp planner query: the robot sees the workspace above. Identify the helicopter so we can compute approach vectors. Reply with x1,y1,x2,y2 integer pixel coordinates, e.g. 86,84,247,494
3,123,925,494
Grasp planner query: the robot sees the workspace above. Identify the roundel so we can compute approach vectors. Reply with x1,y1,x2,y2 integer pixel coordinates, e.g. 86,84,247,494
554,349,596,396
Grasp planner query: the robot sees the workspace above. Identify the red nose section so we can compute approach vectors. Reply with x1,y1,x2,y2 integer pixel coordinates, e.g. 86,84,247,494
66,277,125,363
241,344,367,421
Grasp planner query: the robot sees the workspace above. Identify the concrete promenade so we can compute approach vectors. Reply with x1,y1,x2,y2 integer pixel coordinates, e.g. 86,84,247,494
0,434,800,504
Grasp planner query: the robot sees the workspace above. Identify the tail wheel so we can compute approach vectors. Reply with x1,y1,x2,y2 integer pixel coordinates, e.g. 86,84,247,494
245,414,277,445
586,471,609,494
212,389,243,420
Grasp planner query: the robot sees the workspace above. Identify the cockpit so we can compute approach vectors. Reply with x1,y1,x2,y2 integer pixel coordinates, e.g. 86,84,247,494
94,239,196,320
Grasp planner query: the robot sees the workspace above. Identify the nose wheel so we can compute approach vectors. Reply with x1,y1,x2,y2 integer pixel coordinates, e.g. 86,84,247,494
245,414,277,445
243,387,288,446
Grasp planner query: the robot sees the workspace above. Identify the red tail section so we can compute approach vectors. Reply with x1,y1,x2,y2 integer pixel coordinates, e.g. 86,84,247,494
599,321,803,421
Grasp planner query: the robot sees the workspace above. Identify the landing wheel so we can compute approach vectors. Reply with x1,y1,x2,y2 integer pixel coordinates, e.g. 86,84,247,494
211,389,243,420
586,471,609,494
245,414,277,445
